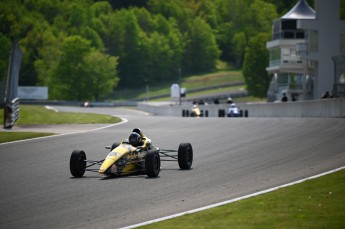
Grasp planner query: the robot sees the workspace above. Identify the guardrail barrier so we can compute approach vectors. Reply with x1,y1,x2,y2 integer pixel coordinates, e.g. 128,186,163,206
4,98,20,129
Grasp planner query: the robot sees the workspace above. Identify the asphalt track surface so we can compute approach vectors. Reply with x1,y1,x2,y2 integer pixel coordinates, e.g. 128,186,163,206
1,106,345,228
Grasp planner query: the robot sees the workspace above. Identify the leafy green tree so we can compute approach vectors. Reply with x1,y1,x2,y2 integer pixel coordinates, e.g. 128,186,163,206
109,0,149,10
147,0,193,27
23,0,63,24
248,0,278,34
2,0,305,97
232,32,246,68
214,0,277,68
90,1,113,17
182,17,220,74
0,33,11,82
262,0,314,14
19,11,50,86
114,10,146,86
230,0,276,68
0,1,27,39
213,0,250,65
0,1,40,86
66,3,87,29
242,32,271,98
50,35,118,100
341,0,345,19
166,20,185,78
154,14,170,35
132,7,155,33
191,0,219,28
77,26,104,50
89,2,115,54
34,29,62,87
83,50,119,101
49,35,91,100
145,32,173,82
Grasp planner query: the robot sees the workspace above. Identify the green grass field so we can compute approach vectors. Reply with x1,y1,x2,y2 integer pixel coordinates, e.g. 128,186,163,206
16,105,121,124
0,105,121,143
110,70,245,100
0,132,55,143
140,169,345,228
181,71,243,89
125,70,265,103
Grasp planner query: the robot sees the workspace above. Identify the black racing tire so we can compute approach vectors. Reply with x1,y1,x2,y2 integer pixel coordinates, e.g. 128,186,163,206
111,142,120,151
178,143,193,170
70,150,87,177
145,150,160,177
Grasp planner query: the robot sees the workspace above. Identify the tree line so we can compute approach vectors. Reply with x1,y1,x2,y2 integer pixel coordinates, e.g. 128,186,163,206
1,0,333,100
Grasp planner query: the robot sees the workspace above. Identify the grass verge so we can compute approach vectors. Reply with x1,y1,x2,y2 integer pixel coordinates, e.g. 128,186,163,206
15,105,121,124
140,169,345,228
0,132,55,143
0,105,122,143
110,70,243,100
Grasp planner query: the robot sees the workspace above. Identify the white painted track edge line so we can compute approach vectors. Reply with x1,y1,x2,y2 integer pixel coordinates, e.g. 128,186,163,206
120,166,345,229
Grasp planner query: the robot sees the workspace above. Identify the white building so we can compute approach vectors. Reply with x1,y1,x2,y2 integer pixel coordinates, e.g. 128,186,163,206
266,0,345,101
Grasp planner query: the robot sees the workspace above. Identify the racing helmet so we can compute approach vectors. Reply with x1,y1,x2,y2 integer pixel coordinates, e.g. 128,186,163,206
132,128,144,138
129,132,142,147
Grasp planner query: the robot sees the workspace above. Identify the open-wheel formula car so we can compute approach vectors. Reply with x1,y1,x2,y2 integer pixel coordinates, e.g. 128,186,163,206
70,141,193,178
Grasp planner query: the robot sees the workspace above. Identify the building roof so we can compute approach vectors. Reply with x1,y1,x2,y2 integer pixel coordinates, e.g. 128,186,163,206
282,0,315,19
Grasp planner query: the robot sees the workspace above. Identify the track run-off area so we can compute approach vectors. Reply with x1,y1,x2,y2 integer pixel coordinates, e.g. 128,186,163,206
1,107,345,228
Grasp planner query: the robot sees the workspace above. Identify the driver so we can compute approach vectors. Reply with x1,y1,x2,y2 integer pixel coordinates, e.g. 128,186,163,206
128,128,152,150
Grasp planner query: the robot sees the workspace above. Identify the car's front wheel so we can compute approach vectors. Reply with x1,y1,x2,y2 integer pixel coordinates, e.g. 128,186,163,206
145,150,160,177
70,150,86,177
178,143,193,169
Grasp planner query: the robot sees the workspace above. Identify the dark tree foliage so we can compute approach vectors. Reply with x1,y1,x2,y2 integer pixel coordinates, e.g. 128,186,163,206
341,0,345,19
262,0,314,14
243,33,272,98
0,34,11,82
2,0,334,100
108,0,149,9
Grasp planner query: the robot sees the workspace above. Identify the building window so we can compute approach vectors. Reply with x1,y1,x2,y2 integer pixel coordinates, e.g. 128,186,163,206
277,73,289,86
282,48,301,64
269,48,281,66
296,31,305,39
309,30,318,52
277,73,303,90
289,73,304,90
282,48,290,63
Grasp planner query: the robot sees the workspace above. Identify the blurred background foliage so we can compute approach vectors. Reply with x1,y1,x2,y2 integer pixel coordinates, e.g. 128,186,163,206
1,0,342,100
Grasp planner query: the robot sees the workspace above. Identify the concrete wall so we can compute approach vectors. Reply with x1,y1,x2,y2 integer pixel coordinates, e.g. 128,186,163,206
137,98,345,118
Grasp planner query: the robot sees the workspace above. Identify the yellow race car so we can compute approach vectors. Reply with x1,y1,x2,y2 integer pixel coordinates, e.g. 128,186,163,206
69,141,193,178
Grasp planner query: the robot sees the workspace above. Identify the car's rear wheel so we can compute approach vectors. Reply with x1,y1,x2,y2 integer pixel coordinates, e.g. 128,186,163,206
145,150,160,177
178,143,193,169
70,150,87,177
